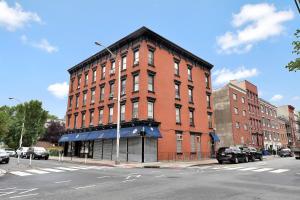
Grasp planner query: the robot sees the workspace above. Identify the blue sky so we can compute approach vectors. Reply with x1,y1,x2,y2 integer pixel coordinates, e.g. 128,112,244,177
0,0,299,119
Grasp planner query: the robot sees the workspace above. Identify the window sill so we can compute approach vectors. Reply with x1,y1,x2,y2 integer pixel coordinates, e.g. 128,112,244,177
176,122,182,125
132,91,139,94
148,90,155,94
148,63,155,67
133,63,139,67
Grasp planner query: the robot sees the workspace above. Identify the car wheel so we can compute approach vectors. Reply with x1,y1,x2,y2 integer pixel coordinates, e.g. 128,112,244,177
244,156,249,163
45,156,49,160
252,156,256,162
259,156,263,161
5,160,9,164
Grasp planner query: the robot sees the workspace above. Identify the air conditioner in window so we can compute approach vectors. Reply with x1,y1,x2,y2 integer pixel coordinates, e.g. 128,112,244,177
133,114,138,119
110,69,115,75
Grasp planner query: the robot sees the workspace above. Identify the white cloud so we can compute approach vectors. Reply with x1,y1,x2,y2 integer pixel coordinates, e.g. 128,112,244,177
212,66,258,86
292,96,300,101
0,1,41,31
270,94,283,102
217,3,294,54
21,35,58,53
48,82,69,99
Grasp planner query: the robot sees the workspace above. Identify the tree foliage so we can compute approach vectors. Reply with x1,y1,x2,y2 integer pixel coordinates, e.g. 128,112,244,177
41,120,65,144
0,100,48,149
286,29,300,71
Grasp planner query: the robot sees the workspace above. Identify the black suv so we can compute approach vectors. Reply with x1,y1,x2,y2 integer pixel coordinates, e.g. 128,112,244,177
239,146,263,162
216,147,248,164
26,147,49,160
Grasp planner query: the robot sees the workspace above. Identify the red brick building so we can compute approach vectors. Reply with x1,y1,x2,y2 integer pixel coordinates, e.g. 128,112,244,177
213,80,263,148
277,105,297,147
259,98,281,151
59,27,214,162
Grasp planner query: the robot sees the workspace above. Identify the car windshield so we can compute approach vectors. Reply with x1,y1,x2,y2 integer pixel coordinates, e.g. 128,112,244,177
35,147,46,152
225,147,239,153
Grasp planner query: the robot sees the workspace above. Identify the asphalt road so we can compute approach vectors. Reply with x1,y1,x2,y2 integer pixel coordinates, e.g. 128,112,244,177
0,157,300,200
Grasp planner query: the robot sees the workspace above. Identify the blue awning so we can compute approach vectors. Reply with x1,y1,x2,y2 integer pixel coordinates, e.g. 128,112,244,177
59,126,161,142
144,126,162,138
209,132,220,142
58,132,90,143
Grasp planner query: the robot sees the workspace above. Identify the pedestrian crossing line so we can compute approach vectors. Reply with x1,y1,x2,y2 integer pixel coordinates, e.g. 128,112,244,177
239,167,258,171
223,166,244,170
252,168,273,172
55,167,79,171
10,171,32,176
40,168,64,172
26,169,49,174
270,169,289,173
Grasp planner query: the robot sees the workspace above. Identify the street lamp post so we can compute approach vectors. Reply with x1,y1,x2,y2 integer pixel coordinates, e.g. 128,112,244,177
8,97,26,164
95,42,121,164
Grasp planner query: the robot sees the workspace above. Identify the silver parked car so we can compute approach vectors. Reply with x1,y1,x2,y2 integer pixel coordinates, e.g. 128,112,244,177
16,147,29,158
4,148,16,157
0,149,9,164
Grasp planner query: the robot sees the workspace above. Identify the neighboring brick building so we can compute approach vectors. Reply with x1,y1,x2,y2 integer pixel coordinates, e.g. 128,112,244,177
213,80,263,148
277,117,289,148
59,27,214,162
259,98,281,151
277,105,297,147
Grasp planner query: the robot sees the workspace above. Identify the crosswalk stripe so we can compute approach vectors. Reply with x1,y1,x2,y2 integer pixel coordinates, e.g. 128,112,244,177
253,168,273,172
10,171,32,176
223,166,244,170
55,167,79,171
70,166,95,170
40,168,64,172
239,167,258,171
270,169,289,173
26,169,49,174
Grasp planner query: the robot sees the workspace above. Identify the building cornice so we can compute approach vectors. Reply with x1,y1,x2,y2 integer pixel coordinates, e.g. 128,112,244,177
68,26,213,74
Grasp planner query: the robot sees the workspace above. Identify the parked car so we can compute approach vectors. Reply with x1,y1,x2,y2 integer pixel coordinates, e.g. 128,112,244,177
26,147,49,160
0,149,9,164
4,148,16,157
16,147,29,158
216,147,248,164
239,146,263,161
278,148,294,157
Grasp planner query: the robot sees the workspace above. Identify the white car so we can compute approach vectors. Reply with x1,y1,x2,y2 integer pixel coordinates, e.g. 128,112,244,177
0,149,9,164
16,147,29,158
4,148,16,157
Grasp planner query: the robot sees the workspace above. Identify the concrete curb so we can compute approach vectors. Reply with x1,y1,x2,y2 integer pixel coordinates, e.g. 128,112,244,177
48,158,116,167
0,169,7,177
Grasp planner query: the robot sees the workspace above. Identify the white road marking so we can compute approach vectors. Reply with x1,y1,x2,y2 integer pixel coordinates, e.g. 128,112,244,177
190,166,212,169
125,176,131,180
10,171,32,176
136,175,141,178
155,175,166,178
0,192,15,197
97,176,110,179
270,169,290,174
223,166,244,170
40,168,64,172
73,185,96,190
253,168,273,172
212,167,222,170
122,179,136,183
26,169,49,174
9,193,39,199
55,180,71,184
0,188,16,190
18,188,38,194
239,167,258,171
55,167,78,171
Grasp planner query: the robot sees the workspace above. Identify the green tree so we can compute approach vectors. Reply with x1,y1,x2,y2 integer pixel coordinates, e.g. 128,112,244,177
0,106,11,142
3,100,48,149
286,29,300,71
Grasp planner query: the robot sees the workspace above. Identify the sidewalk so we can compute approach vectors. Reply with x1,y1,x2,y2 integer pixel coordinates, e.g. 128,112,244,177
49,156,218,169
